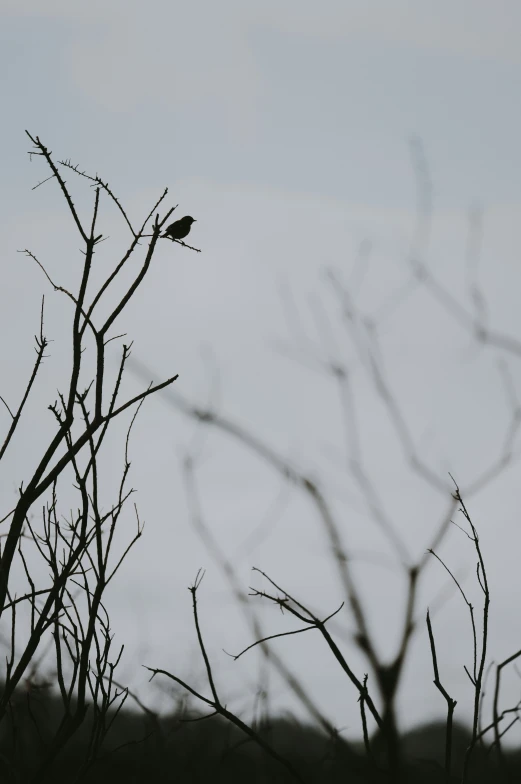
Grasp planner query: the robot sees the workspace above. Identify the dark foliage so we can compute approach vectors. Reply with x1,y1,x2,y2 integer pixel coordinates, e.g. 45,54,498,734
0,684,519,784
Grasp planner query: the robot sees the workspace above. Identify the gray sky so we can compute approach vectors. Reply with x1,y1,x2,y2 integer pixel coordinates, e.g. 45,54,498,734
2,0,521,744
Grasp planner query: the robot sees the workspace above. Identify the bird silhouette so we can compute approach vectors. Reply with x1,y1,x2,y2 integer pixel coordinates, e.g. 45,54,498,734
161,216,196,242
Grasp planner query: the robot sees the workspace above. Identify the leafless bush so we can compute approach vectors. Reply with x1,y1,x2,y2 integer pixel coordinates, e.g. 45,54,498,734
0,131,195,780
3,132,521,784
139,141,521,783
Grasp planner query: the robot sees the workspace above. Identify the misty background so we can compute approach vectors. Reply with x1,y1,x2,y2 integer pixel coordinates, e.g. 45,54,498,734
2,0,521,745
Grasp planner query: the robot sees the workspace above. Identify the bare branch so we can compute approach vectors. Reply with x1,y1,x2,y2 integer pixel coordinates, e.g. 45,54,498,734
426,610,457,782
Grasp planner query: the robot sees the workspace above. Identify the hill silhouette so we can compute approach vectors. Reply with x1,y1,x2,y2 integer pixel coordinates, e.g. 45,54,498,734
1,682,519,782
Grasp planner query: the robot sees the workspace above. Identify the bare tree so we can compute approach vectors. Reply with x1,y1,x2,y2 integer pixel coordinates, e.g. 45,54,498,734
136,141,521,783
5,131,520,782
0,131,196,781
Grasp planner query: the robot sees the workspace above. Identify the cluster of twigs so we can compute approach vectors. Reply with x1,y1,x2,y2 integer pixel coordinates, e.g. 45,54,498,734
143,392,521,784
146,496,505,783
133,345,521,783
137,140,521,783
3,131,521,783
0,132,196,780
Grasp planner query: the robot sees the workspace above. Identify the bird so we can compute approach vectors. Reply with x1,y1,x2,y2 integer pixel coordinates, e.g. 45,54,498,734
161,215,196,242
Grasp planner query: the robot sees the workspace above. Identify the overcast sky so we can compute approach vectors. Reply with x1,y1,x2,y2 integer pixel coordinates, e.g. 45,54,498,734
2,0,521,744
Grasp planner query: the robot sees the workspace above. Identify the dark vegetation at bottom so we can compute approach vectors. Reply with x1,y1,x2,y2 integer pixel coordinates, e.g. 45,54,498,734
0,685,520,783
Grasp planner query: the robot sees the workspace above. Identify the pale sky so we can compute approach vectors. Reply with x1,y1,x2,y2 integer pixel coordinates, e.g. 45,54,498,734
2,0,521,745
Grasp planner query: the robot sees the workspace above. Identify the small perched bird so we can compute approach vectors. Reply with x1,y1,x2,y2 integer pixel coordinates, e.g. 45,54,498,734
161,215,196,242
